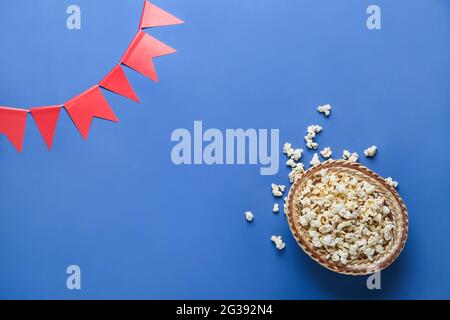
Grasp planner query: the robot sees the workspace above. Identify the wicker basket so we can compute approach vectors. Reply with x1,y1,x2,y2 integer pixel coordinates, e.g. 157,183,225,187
286,160,408,275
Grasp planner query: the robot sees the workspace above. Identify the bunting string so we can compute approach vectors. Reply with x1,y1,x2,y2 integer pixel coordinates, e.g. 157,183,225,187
0,1,183,152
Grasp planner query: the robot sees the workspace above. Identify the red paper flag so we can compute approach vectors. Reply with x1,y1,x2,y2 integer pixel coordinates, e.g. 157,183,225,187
65,86,118,140
30,106,61,150
0,107,28,152
121,31,176,82
99,65,140,103
139,1,184,29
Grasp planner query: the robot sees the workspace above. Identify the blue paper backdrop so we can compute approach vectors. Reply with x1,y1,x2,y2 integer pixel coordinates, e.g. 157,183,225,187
0,0,449,299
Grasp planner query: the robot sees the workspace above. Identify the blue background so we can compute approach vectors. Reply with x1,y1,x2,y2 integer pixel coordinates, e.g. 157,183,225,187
0,0,449,299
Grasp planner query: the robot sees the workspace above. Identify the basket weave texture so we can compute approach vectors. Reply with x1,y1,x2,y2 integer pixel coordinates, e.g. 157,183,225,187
286,160,408,275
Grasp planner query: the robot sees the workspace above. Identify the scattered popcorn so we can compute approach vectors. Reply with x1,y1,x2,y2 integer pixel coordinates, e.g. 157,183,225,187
289,165,304,184
286,159,296,168
304,125,322,150
291,148,304,161
271,236,286,250
286,148,295,157
364,146,378,158
271,184,285,197
259,107,402,262
309,153,321,167
348,153,359,162
343,150,351,160
320,147,332,159
294,169,395,265
308,125,323,134
282,143,292,154
317,104,332,117
385,177,399,189
245,211,254,222
273,203,280,213
343,150,359,162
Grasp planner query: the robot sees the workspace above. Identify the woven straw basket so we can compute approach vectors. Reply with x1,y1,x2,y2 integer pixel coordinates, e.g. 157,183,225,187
286,160,408,275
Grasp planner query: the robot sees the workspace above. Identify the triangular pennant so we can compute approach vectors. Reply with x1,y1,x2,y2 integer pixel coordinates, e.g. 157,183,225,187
139,1,184,29
99,65,140,103
121,31,176,82
0,107,28,152
30,106,61,150
64,86,119,140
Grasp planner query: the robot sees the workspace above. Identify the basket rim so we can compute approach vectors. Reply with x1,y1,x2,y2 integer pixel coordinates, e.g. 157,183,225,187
286,159,409,276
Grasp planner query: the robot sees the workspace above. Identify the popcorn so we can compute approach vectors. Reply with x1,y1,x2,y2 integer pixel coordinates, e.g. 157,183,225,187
260,107,400,260
343,150,351,160
385,177,399,189
245,211,254,222
291,148,304,161
305,125,322,150
271,235,286,250
364,145,378,158
273,203,280,213
308,125,323,134
289,163,305,184
348,153,359,162
282,143,292,154
295,170,395,265
317,104,332,117
320,147,332,159
286,148,295,157
286,159,296,168
343,150,359,162
271,184,284,197
309,153,321,167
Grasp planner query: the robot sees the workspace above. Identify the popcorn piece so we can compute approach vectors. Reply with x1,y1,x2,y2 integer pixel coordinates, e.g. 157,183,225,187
343,150,351,160
289,163,305,183
282,143,292,154
343,150,359,162
286,159,296,168
291,148,304,161
306,140,318,150
309,153,321,167
385,177,399,189
364,145,378,158
317,104,332,117
245,211,254,222
271,184,283,197
308,125,323,134
305,125,322,150
273,203,280,213
320,147,332,159
271,235,286,250
286,148,295,157
348,153,359,162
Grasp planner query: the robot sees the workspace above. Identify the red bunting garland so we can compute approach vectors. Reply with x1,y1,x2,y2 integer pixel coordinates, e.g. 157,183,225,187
0,0,183,152
139,0,184,29
30,106,61,150
65,86,119,140
0,107,28,152
121,31,176,82
100,65,140,103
